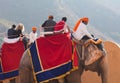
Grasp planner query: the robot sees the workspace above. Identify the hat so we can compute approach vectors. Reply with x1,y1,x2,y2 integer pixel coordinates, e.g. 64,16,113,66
73,17,89,31
32,27,37,31
48,15,54,19
80,17,89,23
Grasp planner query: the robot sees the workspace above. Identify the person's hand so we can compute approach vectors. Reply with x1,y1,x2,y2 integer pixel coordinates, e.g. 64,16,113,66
19,37,23,41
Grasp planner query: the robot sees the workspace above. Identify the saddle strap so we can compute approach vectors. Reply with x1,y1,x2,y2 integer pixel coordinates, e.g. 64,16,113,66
76,45,85,60
82,46,84,60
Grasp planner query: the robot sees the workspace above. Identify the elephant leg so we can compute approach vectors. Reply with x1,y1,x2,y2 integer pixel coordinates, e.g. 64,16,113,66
3,80,9,83
58,78,65,83
19,67,34,83
65,70,82,83
100,56,108,83
65,54,84,83
15,77,20,83
49,80,59,83
19,50,35,83
10,79,15,83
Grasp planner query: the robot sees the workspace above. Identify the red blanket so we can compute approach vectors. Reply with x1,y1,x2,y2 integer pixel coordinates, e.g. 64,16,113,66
37,34,72,69
29,33,78,82
0,41,24,80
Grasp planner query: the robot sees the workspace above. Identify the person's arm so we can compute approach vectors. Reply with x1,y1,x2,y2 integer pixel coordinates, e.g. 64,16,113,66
18,30,24,37
41,21,47,27
63,23,72,33
66,25,71,32
82,27,93,39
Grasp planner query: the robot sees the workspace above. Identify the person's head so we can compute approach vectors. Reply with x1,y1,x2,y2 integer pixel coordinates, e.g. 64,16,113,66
48,15,54,19
81,17,89,25
11,24,16,29
16,23,25,32
62,17,67,22
32,27,37,33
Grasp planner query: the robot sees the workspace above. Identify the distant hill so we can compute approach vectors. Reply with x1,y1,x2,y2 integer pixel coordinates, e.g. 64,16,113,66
0,24,6,45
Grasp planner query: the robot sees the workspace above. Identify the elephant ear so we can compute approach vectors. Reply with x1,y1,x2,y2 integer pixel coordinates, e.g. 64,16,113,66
84,44,103,65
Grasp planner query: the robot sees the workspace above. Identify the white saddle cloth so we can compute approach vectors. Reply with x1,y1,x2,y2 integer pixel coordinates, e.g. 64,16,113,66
3,37,20,43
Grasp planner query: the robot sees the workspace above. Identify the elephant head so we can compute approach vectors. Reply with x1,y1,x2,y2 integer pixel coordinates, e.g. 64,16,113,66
73,36,108,83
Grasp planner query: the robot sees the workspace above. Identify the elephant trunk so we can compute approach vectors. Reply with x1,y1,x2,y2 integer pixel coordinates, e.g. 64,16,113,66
100,56,108,83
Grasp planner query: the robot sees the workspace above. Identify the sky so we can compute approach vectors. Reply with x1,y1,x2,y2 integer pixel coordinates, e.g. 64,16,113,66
93,0,120,15
0,0,120,43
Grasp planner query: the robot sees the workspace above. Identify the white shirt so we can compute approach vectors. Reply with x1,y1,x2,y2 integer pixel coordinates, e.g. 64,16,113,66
73,22,93,40
29,32,37,43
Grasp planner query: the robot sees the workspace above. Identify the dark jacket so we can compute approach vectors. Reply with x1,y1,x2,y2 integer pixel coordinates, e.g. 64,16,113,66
7,28,17,39
42,19,56,32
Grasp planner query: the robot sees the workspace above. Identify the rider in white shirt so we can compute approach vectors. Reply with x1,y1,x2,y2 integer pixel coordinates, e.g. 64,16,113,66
29,27,37,44
72,17,105,54
72,17,94,40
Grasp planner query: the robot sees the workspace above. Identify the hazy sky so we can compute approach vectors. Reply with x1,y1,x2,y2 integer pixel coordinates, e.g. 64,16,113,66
0,0,120,43
93,0,120,15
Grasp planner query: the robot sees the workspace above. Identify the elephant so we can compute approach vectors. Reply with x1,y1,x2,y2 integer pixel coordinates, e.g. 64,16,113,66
19,38,108,83
65,39,108,83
